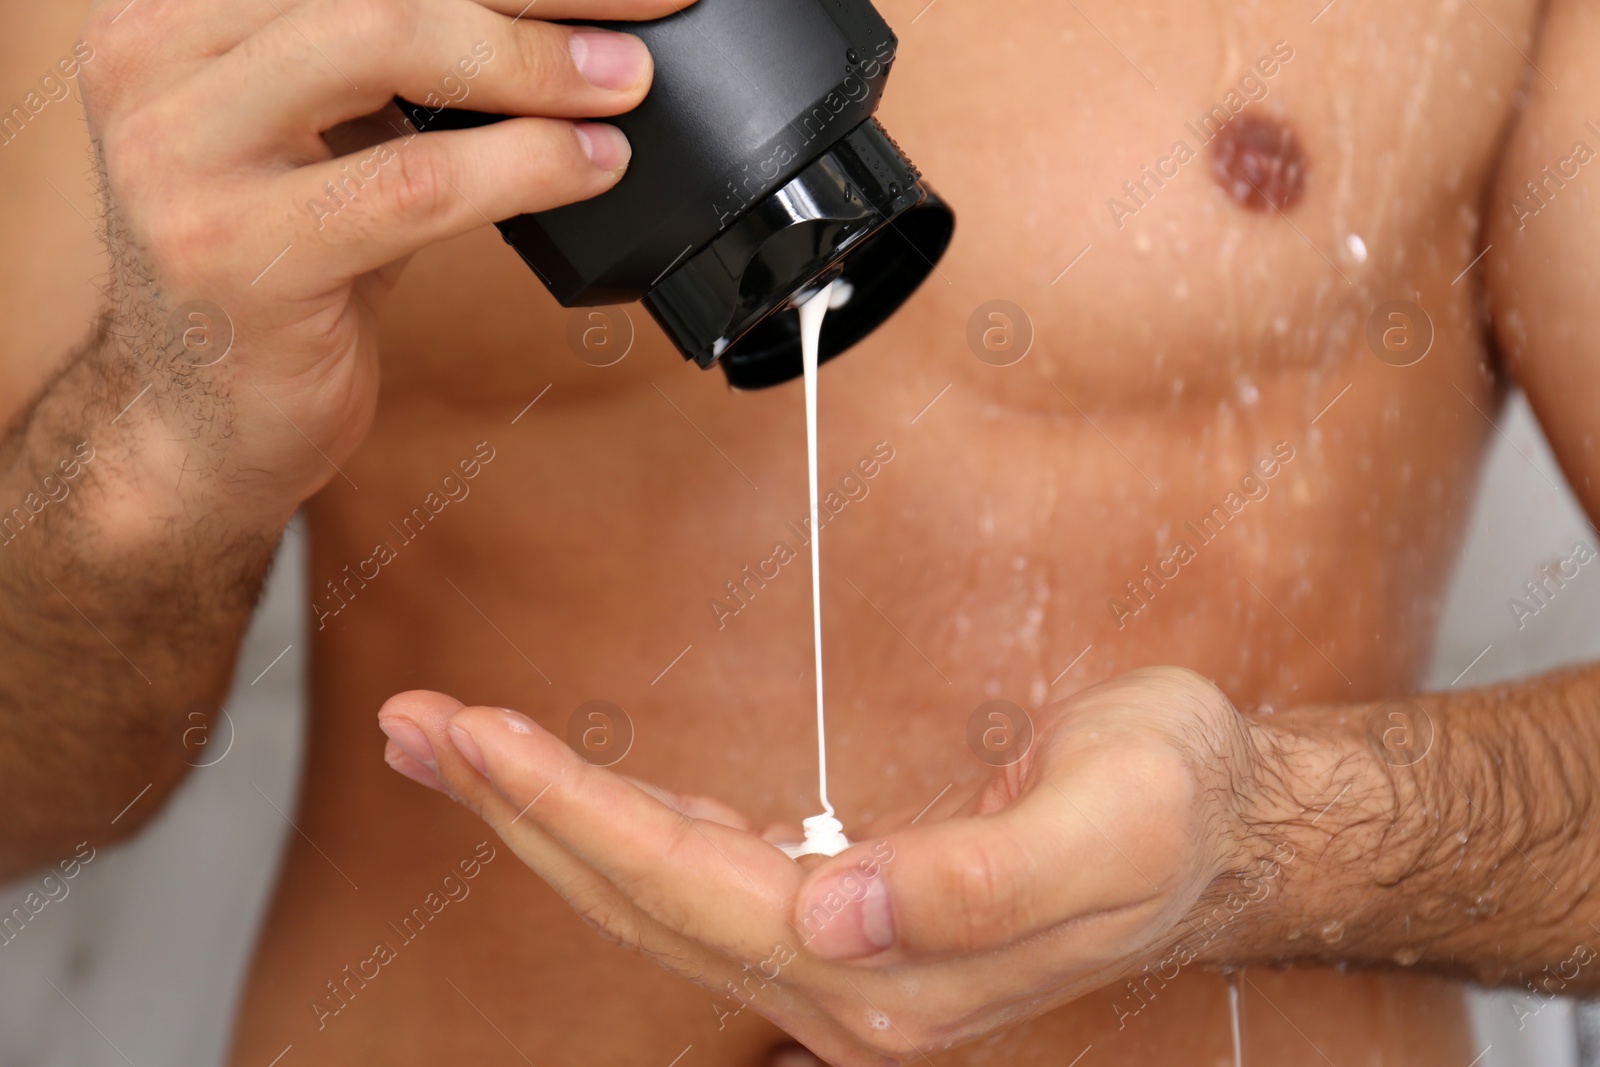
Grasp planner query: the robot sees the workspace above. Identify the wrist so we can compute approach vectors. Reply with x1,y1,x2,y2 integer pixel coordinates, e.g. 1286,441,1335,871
1192,706,1413,968
70,329,300,556
1197,693,1600,976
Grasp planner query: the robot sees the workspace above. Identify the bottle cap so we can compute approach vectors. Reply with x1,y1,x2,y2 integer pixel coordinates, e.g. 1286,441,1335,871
643,120,954,389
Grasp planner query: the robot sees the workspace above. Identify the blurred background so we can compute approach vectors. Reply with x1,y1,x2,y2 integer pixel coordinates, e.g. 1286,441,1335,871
0,390,1596,1066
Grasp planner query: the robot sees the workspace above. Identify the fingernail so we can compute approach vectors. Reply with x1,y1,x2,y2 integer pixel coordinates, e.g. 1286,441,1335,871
573,123,631,171
861,878,895,950
449,722,489,777
379,717,435,768
384,741,446,794
569,29,650,91
801,873,896,960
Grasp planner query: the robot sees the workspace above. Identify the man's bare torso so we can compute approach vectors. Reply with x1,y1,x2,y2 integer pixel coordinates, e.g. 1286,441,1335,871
2,0,1541,1062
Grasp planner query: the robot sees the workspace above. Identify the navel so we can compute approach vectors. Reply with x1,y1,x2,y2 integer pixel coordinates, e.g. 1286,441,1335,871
1210,115,1307,212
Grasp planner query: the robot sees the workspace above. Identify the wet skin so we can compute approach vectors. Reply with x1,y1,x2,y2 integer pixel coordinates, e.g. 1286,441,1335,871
0,0,1554,1063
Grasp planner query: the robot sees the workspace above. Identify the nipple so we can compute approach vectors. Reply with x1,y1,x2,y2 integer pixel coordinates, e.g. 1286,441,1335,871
1210,114,1307,212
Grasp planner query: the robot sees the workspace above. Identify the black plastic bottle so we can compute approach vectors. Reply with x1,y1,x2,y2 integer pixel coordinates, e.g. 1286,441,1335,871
400,0,954,389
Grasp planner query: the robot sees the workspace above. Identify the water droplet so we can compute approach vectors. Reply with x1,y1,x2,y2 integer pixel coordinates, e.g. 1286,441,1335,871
1345,233,1369,263
1393,947,1422,966
1319,920,1345,944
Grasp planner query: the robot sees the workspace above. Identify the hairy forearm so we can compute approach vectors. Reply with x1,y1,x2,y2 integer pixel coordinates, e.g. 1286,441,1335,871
0,312,289,878
1223,663,1600,993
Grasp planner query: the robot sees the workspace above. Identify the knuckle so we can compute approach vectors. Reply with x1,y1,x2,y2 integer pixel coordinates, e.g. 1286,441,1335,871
1165,665,1230,706
933,841,1018,952
379,143,453,224
1132,665,1229,712
99,105,164,195
572,893,641,952
1146,666,1244,751
143,199,217,279
76,18,154,113
324,0,416,52
508,25,567,96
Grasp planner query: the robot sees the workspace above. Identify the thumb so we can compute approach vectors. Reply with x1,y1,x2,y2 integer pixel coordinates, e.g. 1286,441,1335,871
793,772,1176,962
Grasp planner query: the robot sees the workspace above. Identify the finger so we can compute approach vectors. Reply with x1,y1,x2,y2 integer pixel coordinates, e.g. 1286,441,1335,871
441,705,799,954
759,821,806,848
380,692,649,930
272,117,626,284
795,750,1193,962
383,738,448,794
191,0,653,160
617,776,755,832
377,693,797,1004
469,0,698,18
83,0,687,111
387,700,889,1067
378,689,462,778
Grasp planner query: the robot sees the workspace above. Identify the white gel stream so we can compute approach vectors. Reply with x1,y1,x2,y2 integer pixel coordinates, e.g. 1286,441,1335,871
781,280,852,860
781,282,1239,1067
